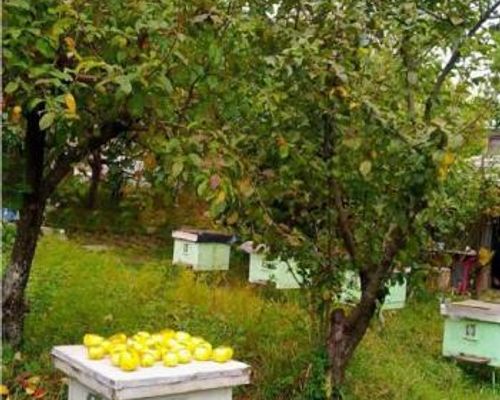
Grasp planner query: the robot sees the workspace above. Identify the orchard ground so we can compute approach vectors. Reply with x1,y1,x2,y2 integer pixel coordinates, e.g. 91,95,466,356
1,233,497,400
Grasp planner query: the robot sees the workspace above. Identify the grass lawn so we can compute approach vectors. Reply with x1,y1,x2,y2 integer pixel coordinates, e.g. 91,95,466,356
1,235,498,399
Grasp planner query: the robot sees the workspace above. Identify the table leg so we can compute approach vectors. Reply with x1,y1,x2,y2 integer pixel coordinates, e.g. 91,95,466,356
68,380,102,400
67,378,233,400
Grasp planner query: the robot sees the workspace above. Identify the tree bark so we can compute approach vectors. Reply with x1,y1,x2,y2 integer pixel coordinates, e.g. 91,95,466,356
87,151,102,209
327,308,348,399
2,197,46,347
2,106,46,347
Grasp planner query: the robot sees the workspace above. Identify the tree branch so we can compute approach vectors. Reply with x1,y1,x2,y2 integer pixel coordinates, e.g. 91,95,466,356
424,0,500,122
41,120,130,200
321,114,357,263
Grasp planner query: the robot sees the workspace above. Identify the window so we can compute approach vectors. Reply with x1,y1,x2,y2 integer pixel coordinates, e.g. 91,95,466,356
464,323,477,340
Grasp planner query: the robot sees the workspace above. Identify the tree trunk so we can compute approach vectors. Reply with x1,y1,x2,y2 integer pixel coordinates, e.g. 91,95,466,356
326,270,388,398
87,151,102,209
2,105,46,348
1,197,46,347
327,308,348,399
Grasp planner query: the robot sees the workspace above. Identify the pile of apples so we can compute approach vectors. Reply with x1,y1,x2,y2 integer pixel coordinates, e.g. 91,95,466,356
83,330,234,372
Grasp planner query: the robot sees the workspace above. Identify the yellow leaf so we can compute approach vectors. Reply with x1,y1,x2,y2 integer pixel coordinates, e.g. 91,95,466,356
335,86,348,99
64,93,77,114
437,166,448,180
64,37,76,50
359,160,372,177
143,153,157,171
442,151,454,167
478,247,493,266
238,179,254,198
25,387,35,395
215,190,226,204
0,385,9,395
27,376,40,386
11,105,22,123
226,212,238,225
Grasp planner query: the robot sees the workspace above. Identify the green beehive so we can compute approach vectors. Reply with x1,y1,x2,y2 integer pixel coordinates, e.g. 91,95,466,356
441,300,500,367
339,271,408,310
248,253,303,289
172,229,232,271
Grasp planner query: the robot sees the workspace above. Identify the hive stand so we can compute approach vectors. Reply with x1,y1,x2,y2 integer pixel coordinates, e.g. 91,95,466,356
52,346,250,400
172,229,233,271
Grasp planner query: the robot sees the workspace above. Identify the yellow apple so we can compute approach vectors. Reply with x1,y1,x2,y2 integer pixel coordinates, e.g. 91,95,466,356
110,343,127,354
212,347,233,363
140,352,156,367
193,345,212,361
87,346,106,360
175,331,191,343
101,340,112,354
186,336,205,351
150,348,162,361
176,348,192,364
119,351,140,372
111,351,122,366
163,351,179,367
108,333,127,344
83,334,104,347
151,334,163,345
166,339,183,351
129,341,147,354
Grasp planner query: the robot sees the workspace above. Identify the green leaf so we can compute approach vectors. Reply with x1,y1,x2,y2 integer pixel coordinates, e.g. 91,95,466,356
197,179,208,196
279,144,289,159
208,43,223,66
450,16,464,26
39,112,55,130
359,160,372,177
128,92,145,117
4,0,31,11
188,153,202,166
27,98,44,111
172,161,184,178
35,38,55,58
115,76,132,95
4,81,19,94
154,75,173,93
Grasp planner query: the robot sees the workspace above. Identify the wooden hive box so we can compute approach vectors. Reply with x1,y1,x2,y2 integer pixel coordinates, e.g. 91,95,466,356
339,271,408,310
249,253,303,289
172,229,233,271
441,300,500,367
52,345,250,400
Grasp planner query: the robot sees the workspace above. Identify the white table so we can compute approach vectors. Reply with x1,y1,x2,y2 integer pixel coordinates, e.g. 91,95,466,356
52,346,251,400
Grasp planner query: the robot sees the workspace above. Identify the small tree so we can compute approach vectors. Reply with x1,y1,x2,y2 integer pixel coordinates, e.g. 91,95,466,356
2,0,243,346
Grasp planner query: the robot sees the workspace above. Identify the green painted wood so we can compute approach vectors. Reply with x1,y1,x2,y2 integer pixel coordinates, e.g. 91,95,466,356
442,318,500,367
248,254,302,289
173,240,230,271
339,271,407,310
441,301,500,368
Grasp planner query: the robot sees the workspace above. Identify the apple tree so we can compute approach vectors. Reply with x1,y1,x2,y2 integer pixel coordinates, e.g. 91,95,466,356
1,0,245,347
175,0,500,396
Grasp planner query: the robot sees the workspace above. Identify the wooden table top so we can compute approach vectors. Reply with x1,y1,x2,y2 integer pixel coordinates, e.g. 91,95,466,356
52,345,250,400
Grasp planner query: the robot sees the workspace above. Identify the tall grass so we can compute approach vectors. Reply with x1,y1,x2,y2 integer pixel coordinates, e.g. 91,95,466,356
1,236,497,399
